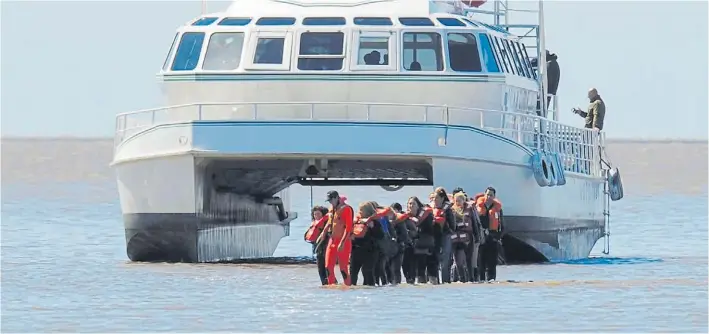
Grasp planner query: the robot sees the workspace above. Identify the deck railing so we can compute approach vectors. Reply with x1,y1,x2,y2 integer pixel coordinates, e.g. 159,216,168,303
114,102,604,176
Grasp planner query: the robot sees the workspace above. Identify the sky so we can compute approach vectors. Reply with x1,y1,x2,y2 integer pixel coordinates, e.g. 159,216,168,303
1,0,707,139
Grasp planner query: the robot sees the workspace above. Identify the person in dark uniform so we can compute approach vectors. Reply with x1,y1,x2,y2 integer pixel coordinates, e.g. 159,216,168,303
475,186,504,282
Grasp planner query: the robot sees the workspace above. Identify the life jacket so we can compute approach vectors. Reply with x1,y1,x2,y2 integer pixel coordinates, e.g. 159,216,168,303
475,195,502,232
330,202,354,239
433,203,452,226
450,204,473,244
304,215,329,244
352,218,369,238
402,206,432,226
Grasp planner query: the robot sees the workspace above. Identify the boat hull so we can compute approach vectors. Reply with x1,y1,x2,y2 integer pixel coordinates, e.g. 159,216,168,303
113,119,605,263
115,154,292,262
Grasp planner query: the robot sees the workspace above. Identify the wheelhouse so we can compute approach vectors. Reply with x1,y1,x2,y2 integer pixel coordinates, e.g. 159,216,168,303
161,14,537,80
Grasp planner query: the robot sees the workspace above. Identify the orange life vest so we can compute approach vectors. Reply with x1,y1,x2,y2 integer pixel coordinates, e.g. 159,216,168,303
330,203,354,240
475,196,502,232
352,218,369,238
432,203,451,226
304,215,329,244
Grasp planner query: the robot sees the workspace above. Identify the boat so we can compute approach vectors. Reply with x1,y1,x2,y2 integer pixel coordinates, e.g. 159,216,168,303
111,0,624,263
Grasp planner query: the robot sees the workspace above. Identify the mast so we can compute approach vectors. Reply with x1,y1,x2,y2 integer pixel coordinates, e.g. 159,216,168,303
202,0,207,14
537,0,550,120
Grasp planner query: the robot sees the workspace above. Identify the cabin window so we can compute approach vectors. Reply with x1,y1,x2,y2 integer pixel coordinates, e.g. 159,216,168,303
399,17,435,26
162,33,179,71
504,39,525,76
437,17,466,27
297,32,345,71
171,32,206,71
478,34,500,73
256,17,296,26
447,33,481,72
354,17,393,26
202,32,245,70
218,17,252,26
303,17,346,26
402,32,443,71
254,37,286,64
519,43,537,79
192,17,218,26
357,36,390,65
461,18,479,27
510,41,531,78
494,37,515,75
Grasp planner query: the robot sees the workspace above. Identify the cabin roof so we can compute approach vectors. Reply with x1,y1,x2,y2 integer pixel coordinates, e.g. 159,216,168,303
225,0,469,18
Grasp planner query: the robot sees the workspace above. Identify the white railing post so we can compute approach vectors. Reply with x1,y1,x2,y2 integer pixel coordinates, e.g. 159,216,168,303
253,103,258,120
310,103,314,120
198,104,203,120
366,104,371,121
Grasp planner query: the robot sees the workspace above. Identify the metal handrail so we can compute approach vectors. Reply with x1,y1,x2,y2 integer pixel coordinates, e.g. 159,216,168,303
113,101,604,176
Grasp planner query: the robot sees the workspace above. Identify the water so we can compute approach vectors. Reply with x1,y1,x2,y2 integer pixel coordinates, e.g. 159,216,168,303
2,139,708,332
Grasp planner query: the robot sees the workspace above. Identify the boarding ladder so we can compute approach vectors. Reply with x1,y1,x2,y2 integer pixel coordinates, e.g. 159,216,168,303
599,136,612,255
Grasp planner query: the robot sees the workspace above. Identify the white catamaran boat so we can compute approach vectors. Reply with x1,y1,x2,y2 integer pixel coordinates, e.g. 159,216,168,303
112,0,624,263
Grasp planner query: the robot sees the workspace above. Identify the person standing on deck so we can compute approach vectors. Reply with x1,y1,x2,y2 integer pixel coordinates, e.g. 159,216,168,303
573,88,606,132
317,191,354,286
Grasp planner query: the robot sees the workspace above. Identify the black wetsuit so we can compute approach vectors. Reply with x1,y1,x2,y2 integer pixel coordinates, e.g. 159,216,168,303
412,210,436,284
401,220,418,284
478,209,504,281
313,232,330,285
351,220,384,286
389,221,410,284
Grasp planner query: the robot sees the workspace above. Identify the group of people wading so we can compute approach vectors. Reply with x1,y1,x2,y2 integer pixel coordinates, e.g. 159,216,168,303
304,186,504,286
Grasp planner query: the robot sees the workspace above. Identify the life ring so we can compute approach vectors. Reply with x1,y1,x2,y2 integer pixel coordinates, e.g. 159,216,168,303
545,153,558,187
531,151,552,187
607,167,624,201
552,153,567,186
381,185,404,192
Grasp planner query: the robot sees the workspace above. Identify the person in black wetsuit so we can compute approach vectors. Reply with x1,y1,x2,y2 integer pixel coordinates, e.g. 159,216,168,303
475,187,504,282
403,196,436,284
308,206,330,285
350,201,385,286
388,202,410,285
372,202,398,286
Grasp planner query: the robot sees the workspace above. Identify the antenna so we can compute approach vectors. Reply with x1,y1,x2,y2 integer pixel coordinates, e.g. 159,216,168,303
202,0,207,15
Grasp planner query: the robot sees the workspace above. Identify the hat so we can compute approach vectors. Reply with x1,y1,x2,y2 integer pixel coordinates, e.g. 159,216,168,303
325,190,340,202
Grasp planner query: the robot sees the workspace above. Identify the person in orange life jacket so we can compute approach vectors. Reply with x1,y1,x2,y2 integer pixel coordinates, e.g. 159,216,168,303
393,202,418,284
350,201,385,286
388,202,410,284
451,188,484,283
304,205,330,285
448,192,478,283
432,187,456,284
475,186,504,282
317,190,354,286
369,203,399,285
400,196,436,284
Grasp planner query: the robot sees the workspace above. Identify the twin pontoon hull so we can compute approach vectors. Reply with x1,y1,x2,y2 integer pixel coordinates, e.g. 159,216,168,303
113,120,605,263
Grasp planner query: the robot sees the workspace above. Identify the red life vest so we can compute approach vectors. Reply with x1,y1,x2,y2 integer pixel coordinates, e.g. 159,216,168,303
304,215,329,244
